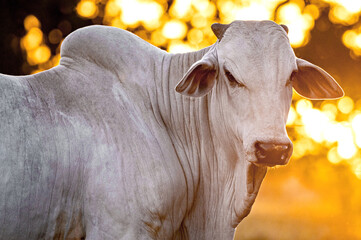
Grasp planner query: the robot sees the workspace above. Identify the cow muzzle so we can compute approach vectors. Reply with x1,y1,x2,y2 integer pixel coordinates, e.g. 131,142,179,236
254,141,293,167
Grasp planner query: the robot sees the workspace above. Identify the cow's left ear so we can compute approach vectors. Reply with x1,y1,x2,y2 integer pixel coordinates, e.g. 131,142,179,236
292,58,344,100
175,50,218,97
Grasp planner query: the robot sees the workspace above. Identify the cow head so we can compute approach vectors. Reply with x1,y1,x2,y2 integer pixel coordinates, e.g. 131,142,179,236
175,20,343,223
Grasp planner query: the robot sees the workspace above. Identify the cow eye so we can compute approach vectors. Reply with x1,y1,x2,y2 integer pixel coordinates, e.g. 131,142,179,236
286,70,297,86
225,70,245,87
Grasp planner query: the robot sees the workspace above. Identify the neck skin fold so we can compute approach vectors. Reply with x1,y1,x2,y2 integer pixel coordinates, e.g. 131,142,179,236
150,45,247,239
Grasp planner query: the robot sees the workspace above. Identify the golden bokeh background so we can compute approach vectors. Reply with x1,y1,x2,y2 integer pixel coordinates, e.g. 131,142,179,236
7,0,361,239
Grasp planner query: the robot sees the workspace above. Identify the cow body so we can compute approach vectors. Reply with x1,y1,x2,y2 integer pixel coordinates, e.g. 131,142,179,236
0,21,343,240
0,26,232,239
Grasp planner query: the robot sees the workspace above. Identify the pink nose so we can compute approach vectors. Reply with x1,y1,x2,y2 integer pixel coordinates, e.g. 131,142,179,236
254,141,293,166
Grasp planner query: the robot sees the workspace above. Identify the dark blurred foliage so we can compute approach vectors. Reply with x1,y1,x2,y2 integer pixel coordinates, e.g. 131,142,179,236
0,0,92,75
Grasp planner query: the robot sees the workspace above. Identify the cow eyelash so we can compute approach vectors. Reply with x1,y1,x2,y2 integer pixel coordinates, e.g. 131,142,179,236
225,70,245,88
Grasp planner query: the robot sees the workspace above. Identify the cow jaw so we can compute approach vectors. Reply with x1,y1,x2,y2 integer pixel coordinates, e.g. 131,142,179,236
233,158,267,226
246,162,267,195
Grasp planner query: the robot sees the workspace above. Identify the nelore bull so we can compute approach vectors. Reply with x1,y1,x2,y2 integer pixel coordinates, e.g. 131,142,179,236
0,20,343,239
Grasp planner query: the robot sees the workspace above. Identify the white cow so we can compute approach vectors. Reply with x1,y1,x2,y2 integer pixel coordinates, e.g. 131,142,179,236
0,20,343,239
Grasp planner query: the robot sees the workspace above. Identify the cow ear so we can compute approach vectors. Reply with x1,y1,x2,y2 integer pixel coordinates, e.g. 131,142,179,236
175,51,218,97
292,58,344,100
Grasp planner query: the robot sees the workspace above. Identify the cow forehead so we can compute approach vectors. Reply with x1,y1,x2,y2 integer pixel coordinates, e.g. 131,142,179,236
217,21,296,84
220,20,290,49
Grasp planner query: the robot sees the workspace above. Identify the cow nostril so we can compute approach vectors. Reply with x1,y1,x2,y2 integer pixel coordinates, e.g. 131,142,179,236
254,142,292,166
255,141,267,158
255,142,290,152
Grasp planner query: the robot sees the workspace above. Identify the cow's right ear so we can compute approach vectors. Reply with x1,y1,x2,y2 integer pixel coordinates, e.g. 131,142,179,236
292,58,344,99
175,50,218,97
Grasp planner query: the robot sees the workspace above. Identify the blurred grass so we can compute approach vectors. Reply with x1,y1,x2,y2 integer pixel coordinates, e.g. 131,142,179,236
236,156,361,240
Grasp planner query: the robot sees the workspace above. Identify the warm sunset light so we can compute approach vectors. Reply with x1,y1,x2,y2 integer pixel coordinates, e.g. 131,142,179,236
33,45,51,64
287,95,361,170
162,20,188,40
76,0,98,19
115,0,164,28
21,27,43,51
13,0,361,239
23,15,41,31
234,3,271,21
278,2,314,47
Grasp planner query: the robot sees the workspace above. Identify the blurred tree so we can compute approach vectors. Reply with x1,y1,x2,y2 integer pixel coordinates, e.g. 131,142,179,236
0,0,92,75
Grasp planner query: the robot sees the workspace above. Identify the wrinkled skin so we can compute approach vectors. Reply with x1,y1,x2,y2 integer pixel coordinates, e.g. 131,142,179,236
0,20,343,239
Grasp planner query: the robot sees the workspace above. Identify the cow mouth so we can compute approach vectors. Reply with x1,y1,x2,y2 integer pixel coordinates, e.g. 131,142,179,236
246,162,267,195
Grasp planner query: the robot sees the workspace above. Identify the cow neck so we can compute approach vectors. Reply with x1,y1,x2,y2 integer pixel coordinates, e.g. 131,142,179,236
156,45,236,239
157,45,214,160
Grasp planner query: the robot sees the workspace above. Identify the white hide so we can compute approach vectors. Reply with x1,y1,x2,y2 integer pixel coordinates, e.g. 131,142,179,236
0,20,343,240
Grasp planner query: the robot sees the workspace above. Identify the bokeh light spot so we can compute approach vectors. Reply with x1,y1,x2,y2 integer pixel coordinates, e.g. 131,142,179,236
162,20,188,39
168,40,194,53
105,1,120,17
33,45,51,64
338,96,354,114
191,14,208,28
21,28,43,51
354,164,361,179
351,114,361,147
77,0,98,19
338,140,357,159
278,2,314,47
24,15,41,31
151,30,167,46
329,5,358,25
328,147,342,164
170,0,192,19
296,99,313,114
188,28,204,45
321,103,337,121
117,0,164,27
304,4,320,19
48,29,63,44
